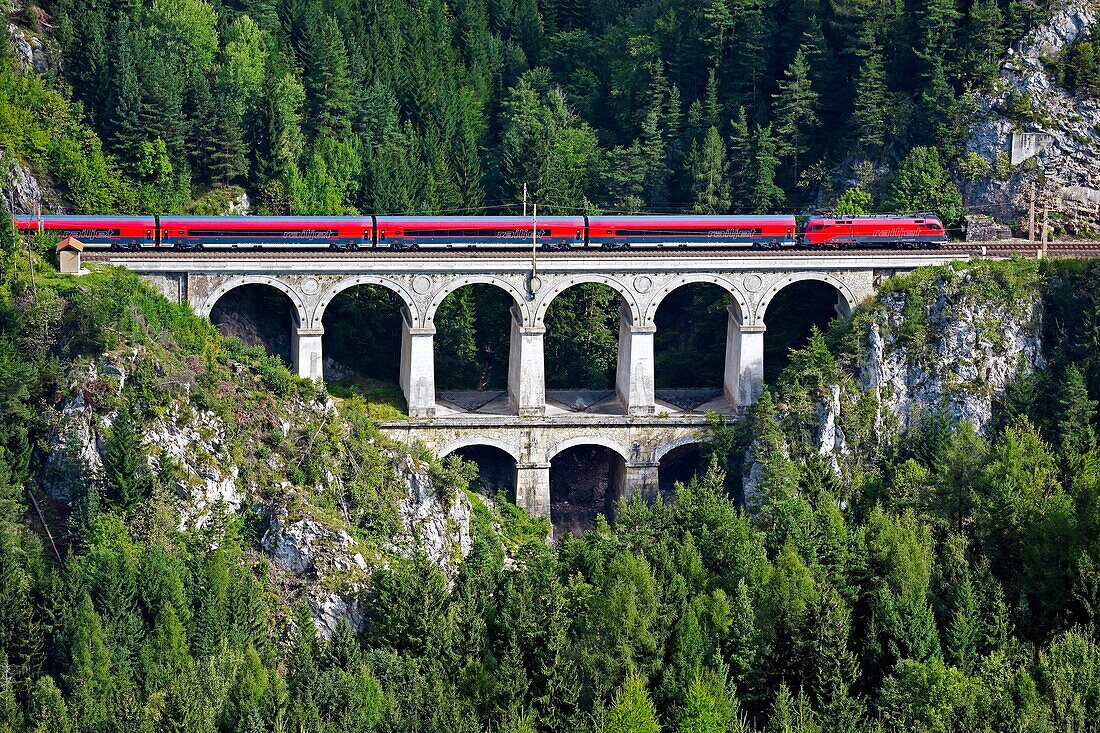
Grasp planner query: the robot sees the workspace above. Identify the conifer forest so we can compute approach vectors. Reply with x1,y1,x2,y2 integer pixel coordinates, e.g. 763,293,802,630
6,0,1100,731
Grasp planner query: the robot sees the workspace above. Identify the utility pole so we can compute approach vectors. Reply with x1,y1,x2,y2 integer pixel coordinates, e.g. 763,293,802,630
1028,186,1036,242
1040,200,1049,259
531,204,538,280
523,183,528,217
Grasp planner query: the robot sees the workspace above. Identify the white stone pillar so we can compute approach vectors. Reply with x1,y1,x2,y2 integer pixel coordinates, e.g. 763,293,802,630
620,461,660,503
615,307,656,415
399,309,436,418
724,305,765,407
292,327,324,380
515,461,551,519
508,305,545,416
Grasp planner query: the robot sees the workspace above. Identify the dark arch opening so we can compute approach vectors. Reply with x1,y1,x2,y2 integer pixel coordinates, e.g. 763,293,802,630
658,443,707,500
322,285,404,405
434,285,514,413
209,284,298,368
544,283,625,411
763,280,844,382
550,444,626,540
654,283,730,410
444,445,517,503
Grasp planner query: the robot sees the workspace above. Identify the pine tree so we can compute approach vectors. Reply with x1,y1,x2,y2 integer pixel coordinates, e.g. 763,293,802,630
772,47,819,178
729,107,753,208
916,60,962,158
750,124,785,212
915,0,960,70
208,92,248,185
960,0,1004,88
689,126,731,214
1057,364,1097,459
851,48,889,155
602,673,660,733
103,399,152,511
303,14,353,139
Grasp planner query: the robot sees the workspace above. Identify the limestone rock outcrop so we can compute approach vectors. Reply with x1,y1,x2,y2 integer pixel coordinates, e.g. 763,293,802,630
41,348,476,639
390,452,473,580
743,265,1045,496
966,0,1100,229
7,22,60,75
0,150,44,216
857,274,1043,435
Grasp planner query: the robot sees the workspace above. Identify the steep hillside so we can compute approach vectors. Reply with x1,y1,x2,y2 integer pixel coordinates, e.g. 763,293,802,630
6,217,1100,730
966,0,1100,234
0,0,1074,222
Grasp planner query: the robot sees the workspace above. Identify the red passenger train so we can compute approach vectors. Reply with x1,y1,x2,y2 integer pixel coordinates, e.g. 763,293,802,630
13,213,946,251
801,215,947,248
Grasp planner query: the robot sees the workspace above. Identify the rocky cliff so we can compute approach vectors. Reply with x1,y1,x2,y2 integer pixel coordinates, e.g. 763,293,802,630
38,341,481,638
745,261,1045,498
966,0,1100,231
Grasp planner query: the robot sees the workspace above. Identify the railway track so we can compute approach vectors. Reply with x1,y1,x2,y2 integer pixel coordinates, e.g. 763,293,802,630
80,240,1100,260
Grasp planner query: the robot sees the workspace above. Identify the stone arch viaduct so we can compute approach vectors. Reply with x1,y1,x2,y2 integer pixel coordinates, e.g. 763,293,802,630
98,249,968,526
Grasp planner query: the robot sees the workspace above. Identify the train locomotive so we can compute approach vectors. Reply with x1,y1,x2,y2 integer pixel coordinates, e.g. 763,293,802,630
14,212,947,251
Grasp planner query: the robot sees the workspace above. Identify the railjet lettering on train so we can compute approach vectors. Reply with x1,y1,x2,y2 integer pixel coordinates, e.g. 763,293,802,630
14,213,948,251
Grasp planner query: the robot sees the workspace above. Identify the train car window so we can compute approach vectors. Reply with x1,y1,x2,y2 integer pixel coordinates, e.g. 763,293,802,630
403,228,550,237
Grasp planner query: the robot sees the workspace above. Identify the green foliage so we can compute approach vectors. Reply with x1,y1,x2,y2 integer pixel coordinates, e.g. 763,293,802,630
602,674,660,733
1055,34,1100,99
885,147,965,224
833,187,873,216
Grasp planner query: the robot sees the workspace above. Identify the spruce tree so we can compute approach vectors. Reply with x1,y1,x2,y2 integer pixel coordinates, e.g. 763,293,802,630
689,126,731,214
946,575,980,674
1057,364,1097,459
772,46,819,178
851,48,889,155
729,107,753,208
602,674,660,733
303,14,353,139
208,90,248,185
103,399,152,511
750,124,785,212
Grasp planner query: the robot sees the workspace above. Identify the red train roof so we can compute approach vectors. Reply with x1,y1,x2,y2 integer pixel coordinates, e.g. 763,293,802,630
18,215,156,227
806,215,943,224
159,216,370,228
375,216,585,227
587,215,797,227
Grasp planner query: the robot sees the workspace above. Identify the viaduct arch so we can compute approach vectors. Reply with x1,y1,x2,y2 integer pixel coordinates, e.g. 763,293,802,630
103,248,968,530
173,263,884,417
